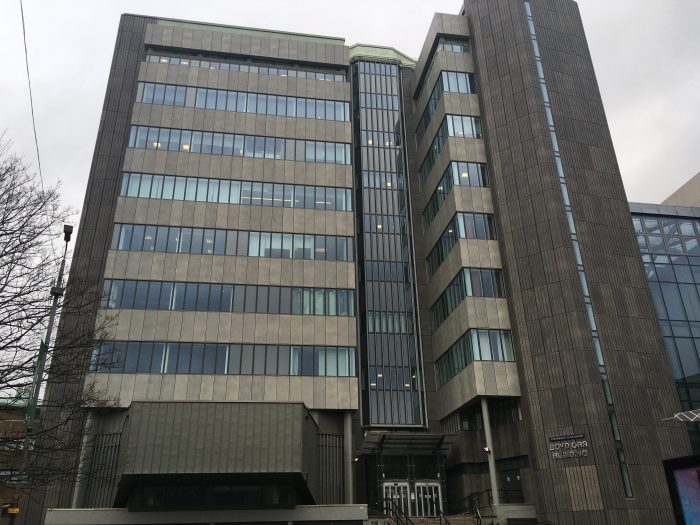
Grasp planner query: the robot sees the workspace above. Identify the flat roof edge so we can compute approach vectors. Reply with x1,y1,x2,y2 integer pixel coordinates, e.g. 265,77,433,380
349,43,416,67
629,201,700,218
123,14,346,45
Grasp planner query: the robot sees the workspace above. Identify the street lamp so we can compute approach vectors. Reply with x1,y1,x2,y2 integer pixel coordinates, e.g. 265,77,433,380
11,224,73,522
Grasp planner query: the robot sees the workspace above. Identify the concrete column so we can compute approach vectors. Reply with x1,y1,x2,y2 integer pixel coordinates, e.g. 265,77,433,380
481,398,500,505
343,411,353,503
70,411,94,508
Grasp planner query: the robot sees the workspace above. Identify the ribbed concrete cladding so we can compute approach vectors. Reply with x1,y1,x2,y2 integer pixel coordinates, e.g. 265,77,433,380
433,361,520,420
101,310,357,350
39,6,693,523
105,252,356,290
91,373,359,410
118,402,319,494
415,44,475,114
465,0,689,521
414,15,473,99
145,21,350,67
122,152,352,190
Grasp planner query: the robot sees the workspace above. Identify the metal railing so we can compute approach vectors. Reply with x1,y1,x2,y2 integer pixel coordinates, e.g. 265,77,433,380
375,497,416,525
458,488,525,514
437,507,452,525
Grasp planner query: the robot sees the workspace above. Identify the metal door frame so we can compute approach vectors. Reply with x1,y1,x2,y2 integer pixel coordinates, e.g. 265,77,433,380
414,480,443,517
382,481,410,516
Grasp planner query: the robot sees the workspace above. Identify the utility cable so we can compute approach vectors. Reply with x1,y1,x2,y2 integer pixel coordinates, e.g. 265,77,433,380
19,0,60,263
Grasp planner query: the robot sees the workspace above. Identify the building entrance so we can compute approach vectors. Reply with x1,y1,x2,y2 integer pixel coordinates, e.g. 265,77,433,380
414,481,442,516
382,481,443,517
382,481,410,515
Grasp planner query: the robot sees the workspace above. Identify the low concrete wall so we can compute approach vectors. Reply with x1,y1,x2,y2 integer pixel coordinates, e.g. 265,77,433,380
45,504,368,524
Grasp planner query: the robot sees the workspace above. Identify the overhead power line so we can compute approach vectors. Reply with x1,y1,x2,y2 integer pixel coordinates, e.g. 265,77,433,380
19,0,44,193
18,0,60,262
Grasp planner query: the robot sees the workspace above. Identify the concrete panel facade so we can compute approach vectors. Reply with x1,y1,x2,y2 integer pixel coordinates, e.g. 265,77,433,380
464,0,690,522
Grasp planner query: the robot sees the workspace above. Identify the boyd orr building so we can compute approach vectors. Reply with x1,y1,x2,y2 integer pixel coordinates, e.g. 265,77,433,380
33,0,695,524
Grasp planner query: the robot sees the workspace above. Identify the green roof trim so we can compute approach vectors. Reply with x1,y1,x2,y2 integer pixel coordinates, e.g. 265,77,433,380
0,398,30,408
152,16,345,46
349,44,416,68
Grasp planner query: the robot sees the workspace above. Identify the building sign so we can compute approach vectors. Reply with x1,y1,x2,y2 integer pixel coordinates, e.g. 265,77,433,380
548,433,589,459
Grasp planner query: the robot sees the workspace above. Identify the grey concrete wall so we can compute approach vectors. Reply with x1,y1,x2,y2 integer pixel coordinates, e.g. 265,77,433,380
118,401,317,485
404,14,517,438
465,0,690,522
45,504,368,524
145,21,349,68
89,372,359,410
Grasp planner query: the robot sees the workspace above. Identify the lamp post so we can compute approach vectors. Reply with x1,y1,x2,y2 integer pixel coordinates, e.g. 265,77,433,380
11,224,73,523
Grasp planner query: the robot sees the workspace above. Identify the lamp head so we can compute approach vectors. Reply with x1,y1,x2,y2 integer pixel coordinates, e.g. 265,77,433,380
63,224,74,243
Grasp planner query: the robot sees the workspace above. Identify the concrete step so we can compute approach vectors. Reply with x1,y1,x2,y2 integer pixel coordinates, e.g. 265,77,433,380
393,517,476,525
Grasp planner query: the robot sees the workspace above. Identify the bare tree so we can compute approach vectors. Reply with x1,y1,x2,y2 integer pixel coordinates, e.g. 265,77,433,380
0,137,114,505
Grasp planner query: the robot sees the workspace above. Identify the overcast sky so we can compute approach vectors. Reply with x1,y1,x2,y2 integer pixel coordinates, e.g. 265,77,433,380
1,0,699,222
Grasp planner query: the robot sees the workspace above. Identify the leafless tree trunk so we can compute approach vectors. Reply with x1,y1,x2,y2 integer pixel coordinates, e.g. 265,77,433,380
0,137,115,505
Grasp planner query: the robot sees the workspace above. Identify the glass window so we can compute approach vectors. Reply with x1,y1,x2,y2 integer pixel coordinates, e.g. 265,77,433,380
230,181,242,204
244,285,257,312
241,345,254,374
253,346,266,374
276,287,290,315
184,283,198,311
306,141,315,162
223,344,239,374
142,226,157,251
301,346,314,375
159,282,173,310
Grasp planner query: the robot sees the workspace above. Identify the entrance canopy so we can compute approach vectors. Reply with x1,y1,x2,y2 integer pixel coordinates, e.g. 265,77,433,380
359,432,455,456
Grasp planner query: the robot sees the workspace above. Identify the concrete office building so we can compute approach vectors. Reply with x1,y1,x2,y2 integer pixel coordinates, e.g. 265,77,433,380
35,1,693,524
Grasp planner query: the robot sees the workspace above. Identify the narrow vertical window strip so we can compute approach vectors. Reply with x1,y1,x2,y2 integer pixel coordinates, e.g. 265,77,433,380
523,0,632,498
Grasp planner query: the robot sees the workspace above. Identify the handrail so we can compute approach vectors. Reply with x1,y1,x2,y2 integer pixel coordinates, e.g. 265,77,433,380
436,508,452,525
378,497,416,525
458,487,525,514
474,506,482,525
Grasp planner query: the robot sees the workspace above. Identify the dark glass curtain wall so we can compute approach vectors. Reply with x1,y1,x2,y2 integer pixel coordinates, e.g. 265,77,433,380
352,60,425,426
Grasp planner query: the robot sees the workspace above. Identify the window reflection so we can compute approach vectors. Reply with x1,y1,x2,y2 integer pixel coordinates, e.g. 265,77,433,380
435,329,513,387
102,279,355,317
419,115,483,182
127,125,351,165
146,54,346,82
93,341,356,377
427,213,497,276
119,172,352,211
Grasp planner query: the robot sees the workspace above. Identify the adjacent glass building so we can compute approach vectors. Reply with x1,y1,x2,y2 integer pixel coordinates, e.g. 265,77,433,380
632,202,700,453
35,3,692,525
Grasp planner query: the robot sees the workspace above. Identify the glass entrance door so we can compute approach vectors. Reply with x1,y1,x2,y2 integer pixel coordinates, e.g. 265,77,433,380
382,481,410,516
414,481,442,516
